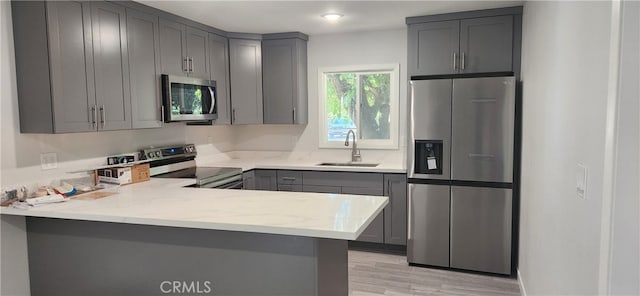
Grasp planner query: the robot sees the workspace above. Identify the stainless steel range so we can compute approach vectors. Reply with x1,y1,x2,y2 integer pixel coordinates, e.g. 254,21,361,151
142,144,243,189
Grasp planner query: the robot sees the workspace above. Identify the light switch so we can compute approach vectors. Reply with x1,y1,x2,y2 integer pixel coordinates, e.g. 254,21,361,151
576,163,587,199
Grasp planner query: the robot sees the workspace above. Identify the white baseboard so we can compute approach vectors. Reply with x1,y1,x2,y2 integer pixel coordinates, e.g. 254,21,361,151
518,269,527,296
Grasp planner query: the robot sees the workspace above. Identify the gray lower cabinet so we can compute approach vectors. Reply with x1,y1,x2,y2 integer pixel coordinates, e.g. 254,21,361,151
209,33,231,125
262,36,308,124
159,18,209,78
126,8,162,129
384,174,407,245
407,13,517,76
242,171,255,190
254,170,277,191
342,186,385,244
302,185,341,194
229,38,263,124
91,2,131,131
277,184,302,192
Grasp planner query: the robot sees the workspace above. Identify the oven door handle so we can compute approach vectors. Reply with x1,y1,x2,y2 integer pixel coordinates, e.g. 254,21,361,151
208,86,216,115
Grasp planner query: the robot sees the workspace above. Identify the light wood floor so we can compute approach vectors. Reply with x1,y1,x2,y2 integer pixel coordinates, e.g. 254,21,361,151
348,250,521,296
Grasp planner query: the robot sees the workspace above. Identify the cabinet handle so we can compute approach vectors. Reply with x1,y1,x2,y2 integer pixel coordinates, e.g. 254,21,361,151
183,57,189,73
160,105,165,124
461,52,466,71
453,52,457,71
292,107,296,123
90,106,97,129
188,57,194,73
99,105,105,129
281,177,296,181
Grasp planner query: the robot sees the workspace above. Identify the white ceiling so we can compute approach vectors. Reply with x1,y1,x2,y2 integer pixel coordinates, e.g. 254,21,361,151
137,1,524,35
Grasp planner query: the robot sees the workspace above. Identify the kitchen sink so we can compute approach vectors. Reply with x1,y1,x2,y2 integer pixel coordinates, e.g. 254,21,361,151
317,162,379,167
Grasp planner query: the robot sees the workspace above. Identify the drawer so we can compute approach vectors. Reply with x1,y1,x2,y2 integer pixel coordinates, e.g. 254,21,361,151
276,170,303,185
277,184,302,192
302,171,383,189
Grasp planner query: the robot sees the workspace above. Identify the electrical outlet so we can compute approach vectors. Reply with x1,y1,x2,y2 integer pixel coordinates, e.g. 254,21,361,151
40,152,58,170
576,163,587,199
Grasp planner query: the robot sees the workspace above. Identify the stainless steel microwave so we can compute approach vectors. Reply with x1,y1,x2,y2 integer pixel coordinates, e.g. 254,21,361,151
161,74,217,122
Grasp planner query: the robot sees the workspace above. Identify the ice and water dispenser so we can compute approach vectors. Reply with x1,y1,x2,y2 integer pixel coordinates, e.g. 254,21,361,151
414,140,443,175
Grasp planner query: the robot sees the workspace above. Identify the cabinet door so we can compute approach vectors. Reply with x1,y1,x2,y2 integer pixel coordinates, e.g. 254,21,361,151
126,8,162,129
342,187,384,243
159,19,187,76
186,26,209,79
46,1,96,133
229,39,263,124
262,39,296,124
450,186,512,275
254,170,277,191
384,174,407,245
459,16,513,73
91,2,131,131
209,33,231,125
302,185,341,194
242,171,255,190
408,20,460,76
277,184,302,192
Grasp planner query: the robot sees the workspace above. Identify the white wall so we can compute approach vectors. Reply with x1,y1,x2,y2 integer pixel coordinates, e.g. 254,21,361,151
609,1,640,294
519,1,614,295
233,29,408,164
0,1,234,186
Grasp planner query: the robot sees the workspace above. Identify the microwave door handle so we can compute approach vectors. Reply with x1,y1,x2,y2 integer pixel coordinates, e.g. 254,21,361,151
208,86,216,114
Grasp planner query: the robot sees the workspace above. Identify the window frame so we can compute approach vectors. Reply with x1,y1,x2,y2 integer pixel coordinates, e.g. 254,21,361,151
318,64,400,150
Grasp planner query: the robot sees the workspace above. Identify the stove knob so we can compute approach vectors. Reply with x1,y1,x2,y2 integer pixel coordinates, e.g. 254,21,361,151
147,152,154,158
155,151,161,157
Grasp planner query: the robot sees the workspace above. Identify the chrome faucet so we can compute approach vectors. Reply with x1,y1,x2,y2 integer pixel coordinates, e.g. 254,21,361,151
345,129,362,162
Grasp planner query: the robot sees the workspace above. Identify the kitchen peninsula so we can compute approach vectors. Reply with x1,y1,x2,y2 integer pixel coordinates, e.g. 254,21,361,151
0,178,388,296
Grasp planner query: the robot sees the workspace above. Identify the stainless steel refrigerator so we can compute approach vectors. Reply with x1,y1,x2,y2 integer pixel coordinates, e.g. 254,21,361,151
407,76,515,275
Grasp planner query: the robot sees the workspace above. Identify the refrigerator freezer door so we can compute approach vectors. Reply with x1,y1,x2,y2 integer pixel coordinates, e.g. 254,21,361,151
451,76,515,183
407,183,450,267
450,186,512,275
408,80,452,180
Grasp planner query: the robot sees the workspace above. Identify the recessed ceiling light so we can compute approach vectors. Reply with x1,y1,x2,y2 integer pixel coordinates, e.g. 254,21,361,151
321,13,343,21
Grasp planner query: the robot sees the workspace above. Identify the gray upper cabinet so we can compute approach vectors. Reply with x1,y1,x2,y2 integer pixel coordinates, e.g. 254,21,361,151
186,26,209,80
407,11,517,76
126,8,162,129
12,1,134,133
159,18,187,76
12,1,95,133
209,33,231,125
262,36,308,125
159,19,208,78
384,174,407,246
91,2,131,131
229,38,263,125
459,16,513,73
408,20,460,76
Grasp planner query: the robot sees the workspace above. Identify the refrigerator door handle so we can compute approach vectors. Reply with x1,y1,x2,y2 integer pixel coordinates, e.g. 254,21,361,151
407,184,413,240
468,153,495,158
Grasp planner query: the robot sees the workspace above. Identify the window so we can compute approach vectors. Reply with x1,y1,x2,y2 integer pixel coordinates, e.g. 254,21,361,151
319,64,399,149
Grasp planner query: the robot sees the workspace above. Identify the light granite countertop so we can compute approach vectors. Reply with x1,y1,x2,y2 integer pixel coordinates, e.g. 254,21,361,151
0,178,388,240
